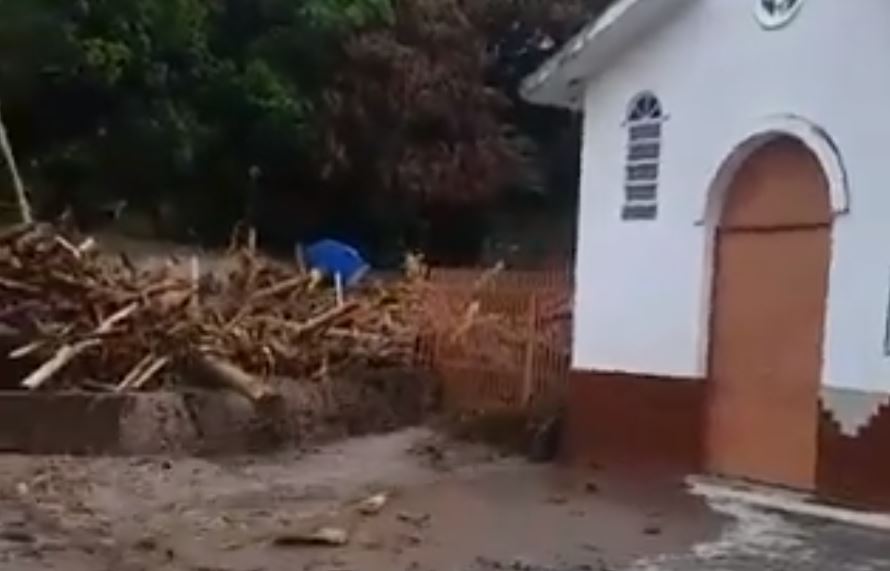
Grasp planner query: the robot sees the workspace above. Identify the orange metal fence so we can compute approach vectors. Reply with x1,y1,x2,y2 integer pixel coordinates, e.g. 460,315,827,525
416,268,573,412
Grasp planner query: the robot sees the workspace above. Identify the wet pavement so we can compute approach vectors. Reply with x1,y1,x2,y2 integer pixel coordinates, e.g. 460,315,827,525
627,499,890,571
0,428,887,570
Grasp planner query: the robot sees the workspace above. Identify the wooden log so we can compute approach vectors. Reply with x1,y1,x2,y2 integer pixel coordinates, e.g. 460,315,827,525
9,340,43,360
53,236,84,260
194,355,277,403
21,339,101,390
250,275,307,303
0,276,39,295
334,273,344,307
20,302,139,390
189,256,200,315
115,354,154,392
326,328,387,344
125,280,189,303
130,356,169,391
224,274,310,330
77,237,96,254
96,302,139,334
265,301,359,340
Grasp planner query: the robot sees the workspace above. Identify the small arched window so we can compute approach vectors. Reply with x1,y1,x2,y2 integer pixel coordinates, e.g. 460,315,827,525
622,92,664,221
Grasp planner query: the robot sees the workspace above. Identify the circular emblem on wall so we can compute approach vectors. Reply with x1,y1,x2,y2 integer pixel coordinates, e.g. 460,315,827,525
755,0,805,29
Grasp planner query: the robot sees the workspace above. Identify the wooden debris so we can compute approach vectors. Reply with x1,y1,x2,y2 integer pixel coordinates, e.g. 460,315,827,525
21,339,102,390
0,277,39,295
357,493,389,516
129,356,169,390
273,526,349,547
269,301,359,340
0,223,510,399
194,355,277,403
116,354,158,393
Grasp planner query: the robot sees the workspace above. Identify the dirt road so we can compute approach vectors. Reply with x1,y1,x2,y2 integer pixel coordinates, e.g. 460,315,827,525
0,428,719,571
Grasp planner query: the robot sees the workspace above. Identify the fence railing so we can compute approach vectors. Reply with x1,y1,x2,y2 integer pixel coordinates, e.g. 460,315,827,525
416,267,573,412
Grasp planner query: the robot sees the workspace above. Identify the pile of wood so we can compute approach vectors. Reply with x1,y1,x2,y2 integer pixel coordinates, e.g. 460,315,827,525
0,224,428,400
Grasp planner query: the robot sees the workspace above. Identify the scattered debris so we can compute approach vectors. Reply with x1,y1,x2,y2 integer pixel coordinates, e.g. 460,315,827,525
408,440,448,469
584,481,600,494
0,528,36,544
547,495,569,505
396,511,431,529
0,223,526,407
642,524,662,536
528,417,561,463
357,492,389,516
272,526,350,547
132,536,159,552
400,532,423,546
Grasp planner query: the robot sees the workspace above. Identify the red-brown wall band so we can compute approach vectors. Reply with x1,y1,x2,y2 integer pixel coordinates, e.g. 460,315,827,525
817,404,890,510
562,371,705,476
565,371,890,509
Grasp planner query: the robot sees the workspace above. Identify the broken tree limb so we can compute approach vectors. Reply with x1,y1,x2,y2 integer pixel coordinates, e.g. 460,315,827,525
115,354,155,392
194,354,278,403
189,256,200,316
20,302,139,390
334,273,344,307
9,340,44,360
125,280,189,304
250,275,308,303
130,356,169,390
96,302,139,334
224,274,309,330
54,236,84,260
0,101,32,224
0,276,39,295
261,301,359,340
77,237,96,255
21,339,101,390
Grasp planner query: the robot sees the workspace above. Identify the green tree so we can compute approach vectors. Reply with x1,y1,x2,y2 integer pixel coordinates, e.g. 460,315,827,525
0,0,392,240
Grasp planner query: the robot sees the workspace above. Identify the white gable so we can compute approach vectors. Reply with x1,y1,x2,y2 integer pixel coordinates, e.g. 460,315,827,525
536,0,890,397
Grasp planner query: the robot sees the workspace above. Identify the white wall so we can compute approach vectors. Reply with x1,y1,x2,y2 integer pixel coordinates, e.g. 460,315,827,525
573,0,890,394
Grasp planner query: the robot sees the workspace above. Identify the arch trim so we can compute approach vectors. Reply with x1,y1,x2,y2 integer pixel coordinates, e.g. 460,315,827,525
697,114,850,227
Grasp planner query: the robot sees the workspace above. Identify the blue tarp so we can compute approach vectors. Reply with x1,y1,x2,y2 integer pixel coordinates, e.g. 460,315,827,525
300,239,369,286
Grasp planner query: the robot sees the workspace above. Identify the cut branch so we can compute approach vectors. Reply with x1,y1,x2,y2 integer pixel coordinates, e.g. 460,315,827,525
20,302,139,390
194,354,278,403
21,339,101,390
268,301,359,339
130,356,169,391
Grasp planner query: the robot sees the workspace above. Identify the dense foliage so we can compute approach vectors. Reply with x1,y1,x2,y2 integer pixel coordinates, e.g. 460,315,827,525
0,0,604,262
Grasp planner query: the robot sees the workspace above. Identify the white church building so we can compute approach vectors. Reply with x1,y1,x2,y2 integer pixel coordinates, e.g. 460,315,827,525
523,0,890,508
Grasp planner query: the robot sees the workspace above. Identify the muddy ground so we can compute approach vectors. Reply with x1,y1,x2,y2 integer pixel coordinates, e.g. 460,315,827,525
2,428,889,571
0,428,721,571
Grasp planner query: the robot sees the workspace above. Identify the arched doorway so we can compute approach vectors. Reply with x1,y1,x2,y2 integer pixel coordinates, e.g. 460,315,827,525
707,136,832,490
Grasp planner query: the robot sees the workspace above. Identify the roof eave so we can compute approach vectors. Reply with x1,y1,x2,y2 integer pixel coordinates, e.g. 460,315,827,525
520,0,695,109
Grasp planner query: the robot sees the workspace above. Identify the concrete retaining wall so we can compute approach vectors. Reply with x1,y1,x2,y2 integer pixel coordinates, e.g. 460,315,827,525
0,368,435,455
